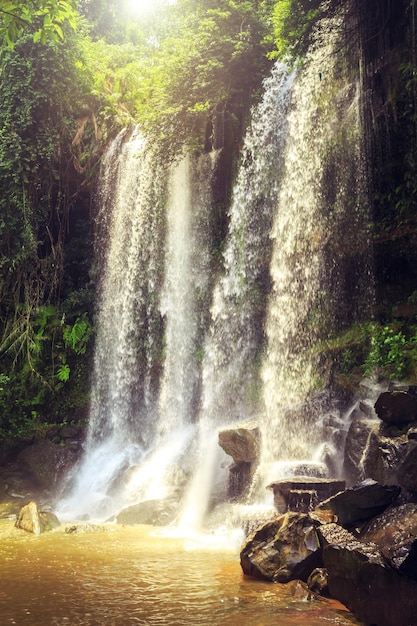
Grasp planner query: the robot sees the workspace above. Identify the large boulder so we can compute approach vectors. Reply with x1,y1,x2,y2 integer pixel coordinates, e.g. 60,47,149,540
317,479,400,526
218,421,260,463
267,478,345,514
240,512,322,583
15,501,60,535
397,442,417,494
359,503,417,579
362,424,409,485
218,421,261,498
343,412,377,485
17,440,81,492
375,390,417,426
320,522,417,626
116,498,178,526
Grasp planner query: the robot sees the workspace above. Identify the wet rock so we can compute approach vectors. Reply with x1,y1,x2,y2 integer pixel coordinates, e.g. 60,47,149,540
218,421,260,463
286,579,316,601
321,522,417,626
375,390,417,426
228,461,252,498
15,501,42,534
65,523,107,534
362,423,409,485
240,512,322,583
39,510,61,531
307,567,329,594
317,478,400,526
358,400,378,419
343,413,376,485
15,501,60,534
0,462,41,509
267,478,345,514
116,497,178,526
359,503,417,579
17,440,81,492
407,426,417,440
397,442,417,494
219,421,261,499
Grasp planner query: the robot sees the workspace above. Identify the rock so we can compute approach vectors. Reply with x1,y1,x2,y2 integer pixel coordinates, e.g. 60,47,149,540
15,501,42,535
17,441,81,492
39,510,61,531
218,422,261,499
240,512,322,583
317,478,400,526
375,390,417,426
307,567,329,594
397,443,417,494
0,462,41,507
317,522,361,549
408,426,417,440
359,503,417,579
358,400,378,419
228,461,252,498
60,424,83,441
15,501,60,534
116,498,178,526
267,478,345,514
218,421,260,463
286,579,315,601
343,413,376,485
362,423,409,485
65,523,107,534
321,522,417,626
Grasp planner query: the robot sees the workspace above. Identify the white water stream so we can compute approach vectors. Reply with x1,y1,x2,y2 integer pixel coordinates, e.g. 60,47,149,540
58,30,371,527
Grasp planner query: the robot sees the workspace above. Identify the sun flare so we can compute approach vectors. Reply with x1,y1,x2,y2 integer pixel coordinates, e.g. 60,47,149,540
123,0,167,17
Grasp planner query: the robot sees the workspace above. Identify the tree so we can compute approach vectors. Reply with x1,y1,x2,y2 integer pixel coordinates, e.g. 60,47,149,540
133,0,276,157
0,0,77,47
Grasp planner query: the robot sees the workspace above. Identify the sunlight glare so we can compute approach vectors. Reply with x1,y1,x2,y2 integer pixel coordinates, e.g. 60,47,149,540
123,0,166,17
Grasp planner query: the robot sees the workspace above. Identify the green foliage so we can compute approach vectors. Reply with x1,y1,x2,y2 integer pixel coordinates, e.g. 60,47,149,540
0,29,92,302
363,324,408,379
56,363,71,382
130,0,276,157
269,0,324,62
339,348,355,375
0,0,77,48
63,314,93,356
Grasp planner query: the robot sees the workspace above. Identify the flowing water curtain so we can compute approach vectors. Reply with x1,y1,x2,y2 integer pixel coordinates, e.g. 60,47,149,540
198,63,295,429
179,64,295,530
260,11,372,475
57,128,168,520
89,127,167,450
123,151,217,505
157,154,214,439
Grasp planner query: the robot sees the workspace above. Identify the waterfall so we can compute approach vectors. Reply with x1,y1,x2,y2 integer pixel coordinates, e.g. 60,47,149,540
179,63,295,529
58,20,372,525
57,128,167,520
57,130,216,521
259,15,372,486
123,152,216,506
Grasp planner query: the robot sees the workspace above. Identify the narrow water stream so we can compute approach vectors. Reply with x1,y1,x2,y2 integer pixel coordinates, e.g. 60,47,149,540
0,521,361,625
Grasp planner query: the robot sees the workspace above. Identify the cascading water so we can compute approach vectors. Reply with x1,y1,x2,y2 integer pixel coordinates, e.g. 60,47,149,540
179,63,295,528
58,17,372,527
258,15,372,487
57,128,168,520
57,130,217,521
123,152,216,506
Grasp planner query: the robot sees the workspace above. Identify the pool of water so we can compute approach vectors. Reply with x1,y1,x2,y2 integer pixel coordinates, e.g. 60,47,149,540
0,520,361,625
